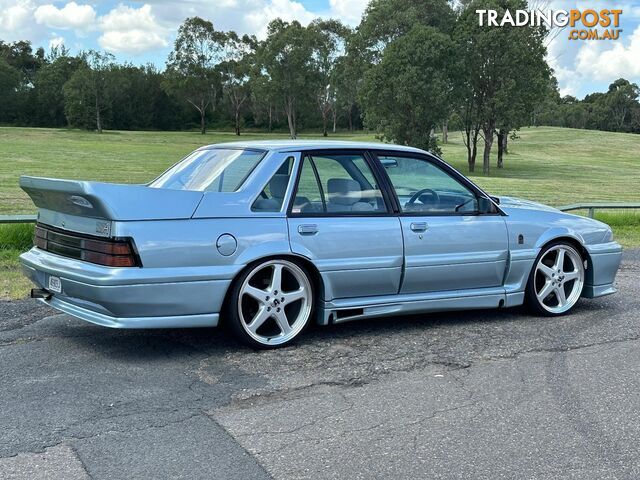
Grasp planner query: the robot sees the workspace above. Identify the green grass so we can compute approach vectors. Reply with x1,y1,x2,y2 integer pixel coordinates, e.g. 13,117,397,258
593,211,640,247
0,249,31,300
0,224,35,299
0,126,638,299
2,126,639,212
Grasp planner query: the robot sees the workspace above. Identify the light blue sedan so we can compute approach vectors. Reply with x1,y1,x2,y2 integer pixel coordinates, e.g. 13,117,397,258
20,141,622,348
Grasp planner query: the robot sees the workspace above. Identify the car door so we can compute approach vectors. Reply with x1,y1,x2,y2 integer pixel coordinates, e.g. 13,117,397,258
287,151,404,301
374,152,509,295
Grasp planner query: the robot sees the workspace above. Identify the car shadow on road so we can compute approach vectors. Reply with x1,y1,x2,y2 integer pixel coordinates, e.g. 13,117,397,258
59,304,537,361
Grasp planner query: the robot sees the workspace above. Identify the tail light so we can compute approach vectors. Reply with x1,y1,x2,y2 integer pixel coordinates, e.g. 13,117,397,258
34,224,141,267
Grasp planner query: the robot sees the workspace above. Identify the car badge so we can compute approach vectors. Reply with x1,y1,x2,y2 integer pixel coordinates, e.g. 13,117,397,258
96,221,111,236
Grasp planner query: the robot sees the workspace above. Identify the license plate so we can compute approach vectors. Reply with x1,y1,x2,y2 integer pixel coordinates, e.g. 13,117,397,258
48,276,62,294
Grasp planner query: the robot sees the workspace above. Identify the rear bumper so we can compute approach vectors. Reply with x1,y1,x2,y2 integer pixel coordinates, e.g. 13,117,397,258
582,241,622,299
35,295,219,329
20,248,235,328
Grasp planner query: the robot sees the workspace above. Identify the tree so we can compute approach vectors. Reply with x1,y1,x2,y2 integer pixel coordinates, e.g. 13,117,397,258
258,20,317,138
332,42,365,131
358,0,455,60
605,78,639,132
33,53,82,126
455,0,549,174
308,20,350,136
360,26,456,152
248,70,278,131
63,50,114,132
219,33,255,135
164,17,228,134
0,59,21,123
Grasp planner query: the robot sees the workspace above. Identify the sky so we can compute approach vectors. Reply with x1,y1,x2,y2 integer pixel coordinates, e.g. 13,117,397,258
1,0,639,99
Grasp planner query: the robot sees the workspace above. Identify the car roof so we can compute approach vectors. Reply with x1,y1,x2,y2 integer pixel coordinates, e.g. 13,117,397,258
199,139,428,154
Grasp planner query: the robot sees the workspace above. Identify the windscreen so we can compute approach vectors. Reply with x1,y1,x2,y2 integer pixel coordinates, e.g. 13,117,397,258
149,148,265,192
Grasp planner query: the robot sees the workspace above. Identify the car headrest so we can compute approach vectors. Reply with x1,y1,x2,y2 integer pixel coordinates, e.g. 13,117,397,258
269,174,289,199
327,178,361,206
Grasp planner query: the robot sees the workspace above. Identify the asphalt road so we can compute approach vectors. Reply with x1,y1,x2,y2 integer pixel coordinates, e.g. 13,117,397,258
1,251,639,479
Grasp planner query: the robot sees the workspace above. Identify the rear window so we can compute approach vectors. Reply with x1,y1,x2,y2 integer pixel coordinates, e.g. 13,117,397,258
149,148,265,192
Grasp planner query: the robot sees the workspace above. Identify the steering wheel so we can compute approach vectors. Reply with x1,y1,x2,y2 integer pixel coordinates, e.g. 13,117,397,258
407,188,440,208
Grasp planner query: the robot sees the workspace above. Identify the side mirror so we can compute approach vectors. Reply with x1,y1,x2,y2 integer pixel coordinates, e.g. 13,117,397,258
478,197,495,214
490,195,500,205
380,158,398,169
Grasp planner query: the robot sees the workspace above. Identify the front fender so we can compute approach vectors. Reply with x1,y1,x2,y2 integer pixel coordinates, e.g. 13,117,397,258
533,227,586,250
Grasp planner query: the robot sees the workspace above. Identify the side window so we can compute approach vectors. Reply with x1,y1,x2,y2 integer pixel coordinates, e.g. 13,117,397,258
251,156,294,212
292,154,387,214
291,157,323,213
380,155,478,214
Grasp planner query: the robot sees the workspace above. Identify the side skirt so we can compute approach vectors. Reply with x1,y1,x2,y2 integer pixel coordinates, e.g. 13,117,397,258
318,287,515,325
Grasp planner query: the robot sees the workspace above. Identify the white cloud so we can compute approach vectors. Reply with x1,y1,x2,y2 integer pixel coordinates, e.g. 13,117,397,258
34,2,96,32
575,25,640,82
0,2,31,31
545,0,640,97
48,35,65,49
328,0,368,25
546,29,582,96
98,4,169,54
245,0,317,37
150,0,365,41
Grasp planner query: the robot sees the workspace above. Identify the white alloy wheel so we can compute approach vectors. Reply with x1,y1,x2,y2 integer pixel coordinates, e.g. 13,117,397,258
533,244,585,314
236,259,313,347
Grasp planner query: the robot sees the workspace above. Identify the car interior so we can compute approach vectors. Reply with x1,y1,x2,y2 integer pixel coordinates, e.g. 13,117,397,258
252,153,481,214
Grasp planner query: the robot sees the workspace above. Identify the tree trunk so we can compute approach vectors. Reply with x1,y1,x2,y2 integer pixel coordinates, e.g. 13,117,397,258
286,112,295,138
95,95,102,134
442,121,448,144
268,105,273,132
200,107,206,135
347,106,353,131
482,127,494,175
332,108,337,134
235,108,240,136
322,112,328,137
464,129,473,172
470,129,480,172
496,129,505,169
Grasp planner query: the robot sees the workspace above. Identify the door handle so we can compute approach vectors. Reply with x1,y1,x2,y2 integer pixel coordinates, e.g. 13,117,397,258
410,222,428,232
298,224,318,235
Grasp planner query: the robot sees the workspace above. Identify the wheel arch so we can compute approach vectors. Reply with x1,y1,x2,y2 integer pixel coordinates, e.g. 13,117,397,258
219,253,325,326
534,235,593,285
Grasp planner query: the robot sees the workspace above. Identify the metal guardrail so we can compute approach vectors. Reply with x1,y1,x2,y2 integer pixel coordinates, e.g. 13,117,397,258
0,214,37,224
558,203,640,218
0,204,638,223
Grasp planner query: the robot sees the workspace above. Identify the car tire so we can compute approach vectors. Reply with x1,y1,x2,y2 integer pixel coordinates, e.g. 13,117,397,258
226,258,314,348
525,241,585,316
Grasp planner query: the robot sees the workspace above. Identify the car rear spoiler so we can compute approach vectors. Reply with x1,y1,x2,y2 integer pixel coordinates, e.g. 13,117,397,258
20,176,204,221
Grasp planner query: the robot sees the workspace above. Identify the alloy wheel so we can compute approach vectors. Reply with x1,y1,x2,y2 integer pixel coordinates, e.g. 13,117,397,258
534,245,584,314
237,260,312,346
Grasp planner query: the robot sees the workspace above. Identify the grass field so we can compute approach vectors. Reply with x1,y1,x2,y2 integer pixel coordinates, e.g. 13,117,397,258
1,126,638,299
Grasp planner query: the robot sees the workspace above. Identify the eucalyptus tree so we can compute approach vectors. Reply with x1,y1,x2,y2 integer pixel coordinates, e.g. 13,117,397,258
258,19,317,138
164,17,228,134
33,52,82,126
308,19,350,136
455,0,549,174
63,50,115,133
605,79,640,132
219,33,256,135
0,59,21,123
357,0,455,60
360,25,456,152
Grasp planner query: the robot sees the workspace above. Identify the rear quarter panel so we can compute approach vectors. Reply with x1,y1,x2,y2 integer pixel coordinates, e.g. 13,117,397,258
114,217,291,274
